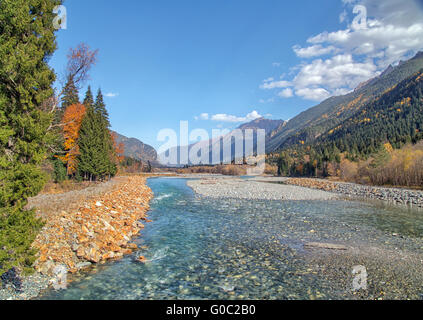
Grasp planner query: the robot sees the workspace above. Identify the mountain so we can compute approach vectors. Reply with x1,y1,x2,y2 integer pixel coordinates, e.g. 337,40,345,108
266,51,423,153
276,68,423,179
311,69,423,157
238,118,286,134
158,118,285,166
111,131,158,164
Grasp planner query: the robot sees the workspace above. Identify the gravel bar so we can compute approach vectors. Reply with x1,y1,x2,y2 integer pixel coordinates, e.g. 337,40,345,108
187,177,338,201
286,178,423,208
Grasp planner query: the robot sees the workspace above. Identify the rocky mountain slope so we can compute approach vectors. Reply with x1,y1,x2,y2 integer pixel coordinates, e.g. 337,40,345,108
112,131,157,163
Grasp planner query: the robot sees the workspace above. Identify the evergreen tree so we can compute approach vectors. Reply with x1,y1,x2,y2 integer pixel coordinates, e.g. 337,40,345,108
95,89,116,177
61,76,80,109
78,106,98,181
0,0,61,277
94,89,110,127
77,87,98,181
78,105,117,181
83,86,94,109
52,158,67,183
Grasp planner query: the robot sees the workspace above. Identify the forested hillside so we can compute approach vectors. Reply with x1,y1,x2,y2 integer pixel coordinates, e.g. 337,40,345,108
267,52,423,153
313,70,423,158
273,69,423,186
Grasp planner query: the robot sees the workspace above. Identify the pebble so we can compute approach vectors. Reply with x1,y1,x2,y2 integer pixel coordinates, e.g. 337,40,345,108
1,175,153,301
187,178,338,201
286,178,423,208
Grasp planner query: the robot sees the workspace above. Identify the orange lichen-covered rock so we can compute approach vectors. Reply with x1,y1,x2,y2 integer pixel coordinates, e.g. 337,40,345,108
32,176,153,276
137,256,147,263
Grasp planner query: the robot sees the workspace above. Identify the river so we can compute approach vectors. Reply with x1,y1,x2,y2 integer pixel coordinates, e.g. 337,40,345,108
39,178,423,300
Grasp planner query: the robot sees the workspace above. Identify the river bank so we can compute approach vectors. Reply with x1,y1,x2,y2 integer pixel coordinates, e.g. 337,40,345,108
285,178,423,208
38,177,423,300
0,175,153,300
4,174,423,300
186,175,423,208
187,176,338,201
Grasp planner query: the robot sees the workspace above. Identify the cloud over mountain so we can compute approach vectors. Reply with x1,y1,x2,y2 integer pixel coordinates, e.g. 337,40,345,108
260,0,423,101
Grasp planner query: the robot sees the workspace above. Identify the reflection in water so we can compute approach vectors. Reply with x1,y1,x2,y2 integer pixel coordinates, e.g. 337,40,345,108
40,178,423,300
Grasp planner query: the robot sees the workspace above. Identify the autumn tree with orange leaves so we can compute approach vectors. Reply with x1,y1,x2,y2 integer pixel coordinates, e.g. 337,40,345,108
50,43,98,182
112,132,126,163
58,103,86,176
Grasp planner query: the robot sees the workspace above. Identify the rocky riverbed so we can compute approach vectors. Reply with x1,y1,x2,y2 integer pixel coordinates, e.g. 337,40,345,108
187,177,338,201
38,177,423,300
286,178,423,208
0,175,153,300
187,175,423,208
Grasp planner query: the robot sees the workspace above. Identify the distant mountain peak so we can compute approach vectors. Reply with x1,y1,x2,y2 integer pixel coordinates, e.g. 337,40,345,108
380,64,394,77
237,117,286,133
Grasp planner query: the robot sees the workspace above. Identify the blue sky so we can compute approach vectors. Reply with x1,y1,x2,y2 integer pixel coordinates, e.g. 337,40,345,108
49,0,423,149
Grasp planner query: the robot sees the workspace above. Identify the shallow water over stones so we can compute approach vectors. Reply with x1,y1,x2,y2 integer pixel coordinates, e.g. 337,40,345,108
39,178,423,300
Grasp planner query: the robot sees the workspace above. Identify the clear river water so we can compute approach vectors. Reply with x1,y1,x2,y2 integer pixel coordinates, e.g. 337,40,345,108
39,178,423,300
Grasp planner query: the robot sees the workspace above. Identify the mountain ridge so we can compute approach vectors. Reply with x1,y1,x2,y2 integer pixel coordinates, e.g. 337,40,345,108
266,51,423,153
111,131,158,164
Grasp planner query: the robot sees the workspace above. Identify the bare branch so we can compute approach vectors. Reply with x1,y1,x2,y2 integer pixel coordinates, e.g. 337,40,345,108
66,43,98,88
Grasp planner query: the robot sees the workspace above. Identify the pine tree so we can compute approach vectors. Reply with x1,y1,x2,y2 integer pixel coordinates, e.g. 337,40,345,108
94,89,110,127
95,89,116,177
77,87,99,180
83,86,94,109
77,88,118,181
0,0,61,277
77,106,99,181
78,105,117,181
61,76,80,109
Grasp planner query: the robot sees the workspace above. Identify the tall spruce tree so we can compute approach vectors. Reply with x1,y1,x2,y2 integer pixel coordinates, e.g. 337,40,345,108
94,88,110,126
95,89,116,177
78,88,117,181
0,0,61,277
61,76,80,109
77,106,100,181
83,85,94,109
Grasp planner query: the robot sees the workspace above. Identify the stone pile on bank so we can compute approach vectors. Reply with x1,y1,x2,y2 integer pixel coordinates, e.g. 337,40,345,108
32,176,153,275
286,178,423,208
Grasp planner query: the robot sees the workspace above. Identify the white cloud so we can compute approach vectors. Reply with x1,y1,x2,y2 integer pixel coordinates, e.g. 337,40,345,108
259,80,292,90
259,0,423,102
278,88,294,98
194,113,210,120
307,22,423,67
295,88,331,101
210,110,263,123
104,92,119,98
293,54,377,91
272,62,281,67
293,45,337,58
